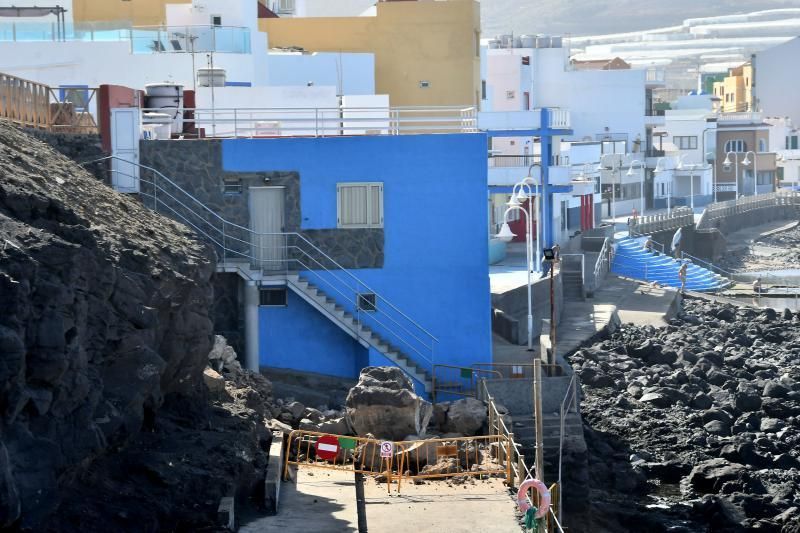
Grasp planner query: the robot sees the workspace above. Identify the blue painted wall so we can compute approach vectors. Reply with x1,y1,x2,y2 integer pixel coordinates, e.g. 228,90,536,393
223,134,492,379
261,290,369,378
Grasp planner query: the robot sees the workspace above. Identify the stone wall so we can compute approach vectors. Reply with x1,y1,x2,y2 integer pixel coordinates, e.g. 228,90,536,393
491,271,564,344
139,140,384,270
212,273,244,359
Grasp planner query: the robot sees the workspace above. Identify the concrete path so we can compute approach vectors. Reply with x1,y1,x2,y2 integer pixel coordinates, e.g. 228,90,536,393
241,469,521,532
494,275,680,364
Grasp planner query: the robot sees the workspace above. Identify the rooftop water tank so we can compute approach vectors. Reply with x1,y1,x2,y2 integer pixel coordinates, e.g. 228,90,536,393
520,34,535,48
142,112,173,140
197,68,226,88
488,39,500,49
144,83,184,134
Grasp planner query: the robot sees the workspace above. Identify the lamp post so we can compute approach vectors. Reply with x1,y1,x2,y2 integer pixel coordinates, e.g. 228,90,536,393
741,150,758,197
677,154,698,211
497,206,533,351
597,153,616,223
723,151,741,198
706,151,717,203
626,159,644,216
654,156,671,215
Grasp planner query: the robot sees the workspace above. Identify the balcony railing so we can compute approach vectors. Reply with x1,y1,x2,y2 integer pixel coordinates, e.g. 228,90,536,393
645,148,666,158
645,68,665,84
717,112,763,124
487,154,568,168
142,105,478,138
0,22,251,54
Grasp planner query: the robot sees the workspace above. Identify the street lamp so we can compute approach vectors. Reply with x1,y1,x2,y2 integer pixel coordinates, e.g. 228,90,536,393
654,156,671,215
677,154,698,211
626,159,644,216
706,151,717,203
723,151,741,197
741,150,758,197
496,208,533,352
597,153,616,223
516,163,543,273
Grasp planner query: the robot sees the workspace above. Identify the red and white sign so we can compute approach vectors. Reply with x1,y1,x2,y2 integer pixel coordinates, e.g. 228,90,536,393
316,435,340,462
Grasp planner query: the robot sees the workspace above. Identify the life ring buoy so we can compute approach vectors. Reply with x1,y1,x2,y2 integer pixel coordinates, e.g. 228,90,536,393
516,478,550,519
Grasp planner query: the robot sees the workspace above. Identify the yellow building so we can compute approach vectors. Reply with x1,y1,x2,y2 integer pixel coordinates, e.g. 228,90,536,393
71,0,191,26
260,0,481,107
713,63,754,113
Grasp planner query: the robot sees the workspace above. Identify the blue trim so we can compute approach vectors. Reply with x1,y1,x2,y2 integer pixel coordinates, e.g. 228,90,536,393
58,85,89,111
224,81,252,87
485,128,573,138
489,185,573,194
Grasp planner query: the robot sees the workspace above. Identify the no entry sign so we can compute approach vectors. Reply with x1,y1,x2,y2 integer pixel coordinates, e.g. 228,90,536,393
316,435,340,462
380,441,394,458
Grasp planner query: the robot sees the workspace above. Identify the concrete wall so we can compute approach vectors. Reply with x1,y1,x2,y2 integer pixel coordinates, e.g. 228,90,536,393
755,37,800,127
491,272,563,344
221,133,493,374
72,0,190,25
261,0,481,107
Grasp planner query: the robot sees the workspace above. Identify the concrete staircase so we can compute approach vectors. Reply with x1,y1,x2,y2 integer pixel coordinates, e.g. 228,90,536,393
286,274,433,391
511,413,585,464
561,270,584,300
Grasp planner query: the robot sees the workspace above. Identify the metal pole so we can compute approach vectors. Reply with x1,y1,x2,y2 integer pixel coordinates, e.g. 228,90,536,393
354,472,368,533
690,166,695,211
640,165,645,215
534,359,544,482
526,207,533,351
536,184,542,273
753,152,758,197
549,263,555,366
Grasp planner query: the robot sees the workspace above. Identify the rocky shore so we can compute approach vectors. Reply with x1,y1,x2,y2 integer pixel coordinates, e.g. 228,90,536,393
569,298,800,531
718,222,800,273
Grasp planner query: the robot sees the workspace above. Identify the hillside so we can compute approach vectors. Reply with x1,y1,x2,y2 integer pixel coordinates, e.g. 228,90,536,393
481,0,799,36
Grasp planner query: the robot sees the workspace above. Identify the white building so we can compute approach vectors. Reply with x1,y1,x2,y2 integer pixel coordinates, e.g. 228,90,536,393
767,116,800,190
268,0,376,18
753,37,800,127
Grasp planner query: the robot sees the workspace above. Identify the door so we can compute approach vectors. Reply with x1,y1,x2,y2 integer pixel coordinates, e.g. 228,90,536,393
111,108,140,193
249,187,286,271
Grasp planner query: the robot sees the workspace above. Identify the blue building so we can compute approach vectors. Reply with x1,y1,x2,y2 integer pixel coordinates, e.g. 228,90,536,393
140,131,492,396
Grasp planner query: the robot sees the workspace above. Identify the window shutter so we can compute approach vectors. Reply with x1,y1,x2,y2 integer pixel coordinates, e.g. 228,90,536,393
337,182,383,228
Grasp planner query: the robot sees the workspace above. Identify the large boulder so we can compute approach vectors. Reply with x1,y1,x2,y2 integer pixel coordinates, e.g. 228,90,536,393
443,398,487,436
345,367,432,440
688,458,748,494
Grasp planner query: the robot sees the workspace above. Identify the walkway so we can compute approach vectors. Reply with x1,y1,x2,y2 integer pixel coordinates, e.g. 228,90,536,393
494,275,680,365
241,469,520,532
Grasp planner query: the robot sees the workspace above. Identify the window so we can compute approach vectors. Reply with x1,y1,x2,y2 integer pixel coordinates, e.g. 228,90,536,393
481,80,486,100
223,177,242,195
357,293,377,312
793,136,799,150
521,56,530,66
674,136,698,150
758,138,767,152
337,183,383,229
211,15,222,26
724,139,747,153
259,288,287,307
505,90,515,100
757,171,774,186
419,81,430,89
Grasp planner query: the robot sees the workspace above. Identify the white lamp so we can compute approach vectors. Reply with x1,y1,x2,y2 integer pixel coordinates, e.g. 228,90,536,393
496,223,516,242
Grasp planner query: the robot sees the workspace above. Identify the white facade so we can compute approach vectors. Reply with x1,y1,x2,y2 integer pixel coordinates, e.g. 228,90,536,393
754,37,800,127
483,43,648,151
269,0,376,18
766,116,800,188
0,0,269,90
267,51,375,95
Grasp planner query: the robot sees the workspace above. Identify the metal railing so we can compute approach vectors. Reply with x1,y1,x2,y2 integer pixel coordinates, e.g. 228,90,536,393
431,365,502,402
628,206,693,235
557,374,579,525
488,154,540,168
592,237,612,291
142,105,478,138
482,379,564,532
628,229,666,254
473,362,565,379
85,157,439,385
698,190,800,230
0,72,98,133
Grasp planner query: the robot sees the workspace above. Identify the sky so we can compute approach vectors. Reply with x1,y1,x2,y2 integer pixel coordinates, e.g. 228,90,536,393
480,0,800,37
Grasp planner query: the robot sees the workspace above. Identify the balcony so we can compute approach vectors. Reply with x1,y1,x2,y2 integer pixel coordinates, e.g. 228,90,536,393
478,108,571,133
0,22,252,54
488,161,572,187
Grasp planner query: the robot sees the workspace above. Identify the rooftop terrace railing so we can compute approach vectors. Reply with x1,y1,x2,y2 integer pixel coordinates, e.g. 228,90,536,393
142,105,478,138
0,22,251,54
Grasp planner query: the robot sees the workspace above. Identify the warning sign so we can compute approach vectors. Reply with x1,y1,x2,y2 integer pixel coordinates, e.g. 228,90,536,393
380,441,394,458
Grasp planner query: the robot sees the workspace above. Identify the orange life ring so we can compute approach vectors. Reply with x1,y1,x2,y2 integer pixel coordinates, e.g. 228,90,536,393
516,478,550,519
